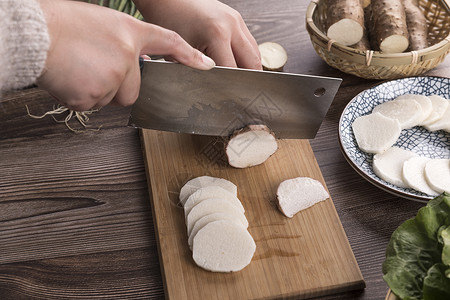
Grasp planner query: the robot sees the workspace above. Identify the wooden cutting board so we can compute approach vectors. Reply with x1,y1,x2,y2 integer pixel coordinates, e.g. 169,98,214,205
140,129,365,299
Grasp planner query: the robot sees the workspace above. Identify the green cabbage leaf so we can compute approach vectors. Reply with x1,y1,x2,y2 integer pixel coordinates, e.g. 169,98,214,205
382,192,450,300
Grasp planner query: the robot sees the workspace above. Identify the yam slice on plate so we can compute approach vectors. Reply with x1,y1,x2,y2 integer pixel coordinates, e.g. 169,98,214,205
422,95,449,127
423,99,450,132
192,220,256,272
185,198,248,236
373,146,418,188
424,159,450,193
183,186,245,216
179,176,237,206
372,98,423,129
226,125,278,168
394,94,432,125
258,42,288,71
402,156,439,196
352,112,401,154
188,212,246,250
276,177,329,218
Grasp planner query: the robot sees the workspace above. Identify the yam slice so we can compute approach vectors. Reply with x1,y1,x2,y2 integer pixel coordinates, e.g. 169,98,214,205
192,220,256,272
373,146,418,188
424,159,450,194
372,98,423,129
179,176,237,206
423,99,450,132
258,42,288,71
352,112,401,154
394,94,432,125
402,156,439,196
184,186,245,217
422,95,449,126
326,0,364,46
226,125,278,168
185,198,248,236
276,177,329,218
188,212,246,250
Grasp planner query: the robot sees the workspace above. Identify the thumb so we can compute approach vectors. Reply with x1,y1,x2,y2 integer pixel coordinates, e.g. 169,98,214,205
139,23,215,70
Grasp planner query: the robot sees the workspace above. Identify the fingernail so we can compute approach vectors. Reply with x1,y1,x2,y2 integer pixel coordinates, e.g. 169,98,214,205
201,54,215,69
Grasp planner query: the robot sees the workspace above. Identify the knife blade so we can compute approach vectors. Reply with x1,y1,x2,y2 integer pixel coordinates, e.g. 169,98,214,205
129,59,342,139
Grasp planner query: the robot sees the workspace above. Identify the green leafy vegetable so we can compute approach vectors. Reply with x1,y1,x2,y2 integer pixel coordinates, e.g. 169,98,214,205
383,192,450,300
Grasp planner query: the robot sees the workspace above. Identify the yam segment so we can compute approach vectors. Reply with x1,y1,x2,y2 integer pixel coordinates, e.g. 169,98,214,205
276,177,329,218
179,176,237,206
372,98,423,129
225,125,278,168
258,42,288,71
371,0,409,53
183,186,245,216
394,94,432,125
326,0,365,46
188,212,246,250
402,156,439,196
422,95,450,127
373,146,417,188
424,159,450,194
352,112,401,154
185,198,248,236
192,220,256,272
422,99,450,132
403,0,428,50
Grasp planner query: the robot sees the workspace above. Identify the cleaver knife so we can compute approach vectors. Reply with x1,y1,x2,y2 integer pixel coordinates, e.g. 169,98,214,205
129,59,342,139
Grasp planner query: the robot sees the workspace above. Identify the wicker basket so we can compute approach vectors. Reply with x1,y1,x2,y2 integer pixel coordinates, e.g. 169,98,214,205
306,0,450,79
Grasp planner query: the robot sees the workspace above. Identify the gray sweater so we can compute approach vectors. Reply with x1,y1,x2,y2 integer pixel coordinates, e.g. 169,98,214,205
0,0,49,92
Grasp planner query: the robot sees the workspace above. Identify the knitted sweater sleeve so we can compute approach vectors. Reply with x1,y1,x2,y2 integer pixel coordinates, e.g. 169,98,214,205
0,0,50,92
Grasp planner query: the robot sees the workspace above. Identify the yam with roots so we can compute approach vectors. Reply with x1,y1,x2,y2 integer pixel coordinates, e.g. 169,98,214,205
371,0,409,53
326,0,365,46
225,125,278,168
403,0,428,50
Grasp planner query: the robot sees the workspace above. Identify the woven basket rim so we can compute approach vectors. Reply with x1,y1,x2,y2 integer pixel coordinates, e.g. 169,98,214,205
306,0,450,66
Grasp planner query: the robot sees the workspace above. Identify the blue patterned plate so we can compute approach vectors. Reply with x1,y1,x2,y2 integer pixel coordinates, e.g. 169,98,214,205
339,77,450,202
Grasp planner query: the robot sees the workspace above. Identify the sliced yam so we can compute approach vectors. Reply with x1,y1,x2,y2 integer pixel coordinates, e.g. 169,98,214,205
422,95,449,126
226,125,278,168
185,198,248,236
188,212,246,250
352,112,401,154
326,0,364,46
372,98,423,129
402,156,439,196
276,177,329,218
422,100,450,132
371,0,409,53
403,0,429,50
192,220,256,272
373,146,418,188
394,94,432,125
179,176,237,206
424,159,450,194
184,186,245,217
258,42,288,71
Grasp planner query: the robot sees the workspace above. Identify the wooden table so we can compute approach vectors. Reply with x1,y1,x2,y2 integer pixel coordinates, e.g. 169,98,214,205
0,0,449,299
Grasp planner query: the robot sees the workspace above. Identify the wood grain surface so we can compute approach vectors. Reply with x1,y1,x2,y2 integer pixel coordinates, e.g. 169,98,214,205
140,130,364,299
0,0,449,299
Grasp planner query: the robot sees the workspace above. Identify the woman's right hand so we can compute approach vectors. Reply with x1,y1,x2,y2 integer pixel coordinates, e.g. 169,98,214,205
35,0,215,111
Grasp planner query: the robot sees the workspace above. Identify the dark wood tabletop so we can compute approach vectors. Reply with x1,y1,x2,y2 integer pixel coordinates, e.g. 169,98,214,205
1,0,449,299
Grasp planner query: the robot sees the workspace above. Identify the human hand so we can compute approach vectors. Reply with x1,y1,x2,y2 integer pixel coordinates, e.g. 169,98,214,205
36,0,215,111
133,0,262,70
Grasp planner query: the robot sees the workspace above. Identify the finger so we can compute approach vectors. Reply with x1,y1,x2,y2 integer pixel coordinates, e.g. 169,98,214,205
205,42,237,68
139,24,215,70
111,59,141,107
232,25,262,70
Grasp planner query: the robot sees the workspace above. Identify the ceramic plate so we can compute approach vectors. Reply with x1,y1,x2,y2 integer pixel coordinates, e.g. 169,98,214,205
339,77,450,202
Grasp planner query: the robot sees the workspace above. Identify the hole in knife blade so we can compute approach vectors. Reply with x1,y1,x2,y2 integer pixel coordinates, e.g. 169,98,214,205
314,88,326,97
